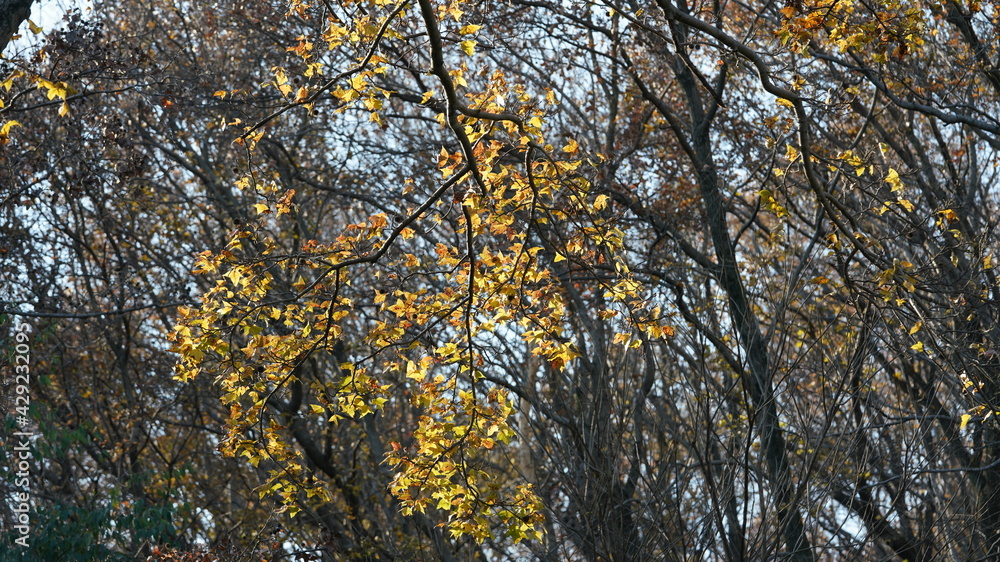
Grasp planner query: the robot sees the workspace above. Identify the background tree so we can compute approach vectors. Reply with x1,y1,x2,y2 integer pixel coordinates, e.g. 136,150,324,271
4,0,1000,560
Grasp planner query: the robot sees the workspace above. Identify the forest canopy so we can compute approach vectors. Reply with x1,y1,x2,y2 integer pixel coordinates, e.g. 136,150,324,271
2,0,1000,559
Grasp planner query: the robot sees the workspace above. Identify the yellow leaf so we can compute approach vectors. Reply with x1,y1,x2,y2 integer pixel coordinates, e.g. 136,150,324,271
347,74,366,91
310,404,325,414
58,101,70,117
27,19,42,34
304,62,323,77
940,208,959,223
460,40,476,56
776,98,794,108
909,321,922,335
911,341,924,352
562,138,579,154
1,71,23,91
254,203,270,215
0,120,21,136
886,168,903,192
406,360,426,381
758,189,788,218
458,24,482,35
785,143,799,162
897,198,914,212
960,414,971,429
436,342,459,357
38,78,76,101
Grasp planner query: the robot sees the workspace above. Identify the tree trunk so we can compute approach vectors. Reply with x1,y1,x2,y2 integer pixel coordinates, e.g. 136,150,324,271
0,0,33,53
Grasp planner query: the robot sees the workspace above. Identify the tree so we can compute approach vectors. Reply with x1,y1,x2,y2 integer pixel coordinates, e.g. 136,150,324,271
0,0,32,54
4,0,1000,559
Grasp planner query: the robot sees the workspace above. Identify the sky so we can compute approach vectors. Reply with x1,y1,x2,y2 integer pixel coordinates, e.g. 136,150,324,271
6,0,94,54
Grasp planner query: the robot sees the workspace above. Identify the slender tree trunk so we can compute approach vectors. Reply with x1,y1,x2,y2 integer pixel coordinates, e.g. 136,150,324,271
664,20,814,554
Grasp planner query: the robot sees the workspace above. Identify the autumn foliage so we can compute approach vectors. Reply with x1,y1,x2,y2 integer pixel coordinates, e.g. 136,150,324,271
4,0,1000,559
